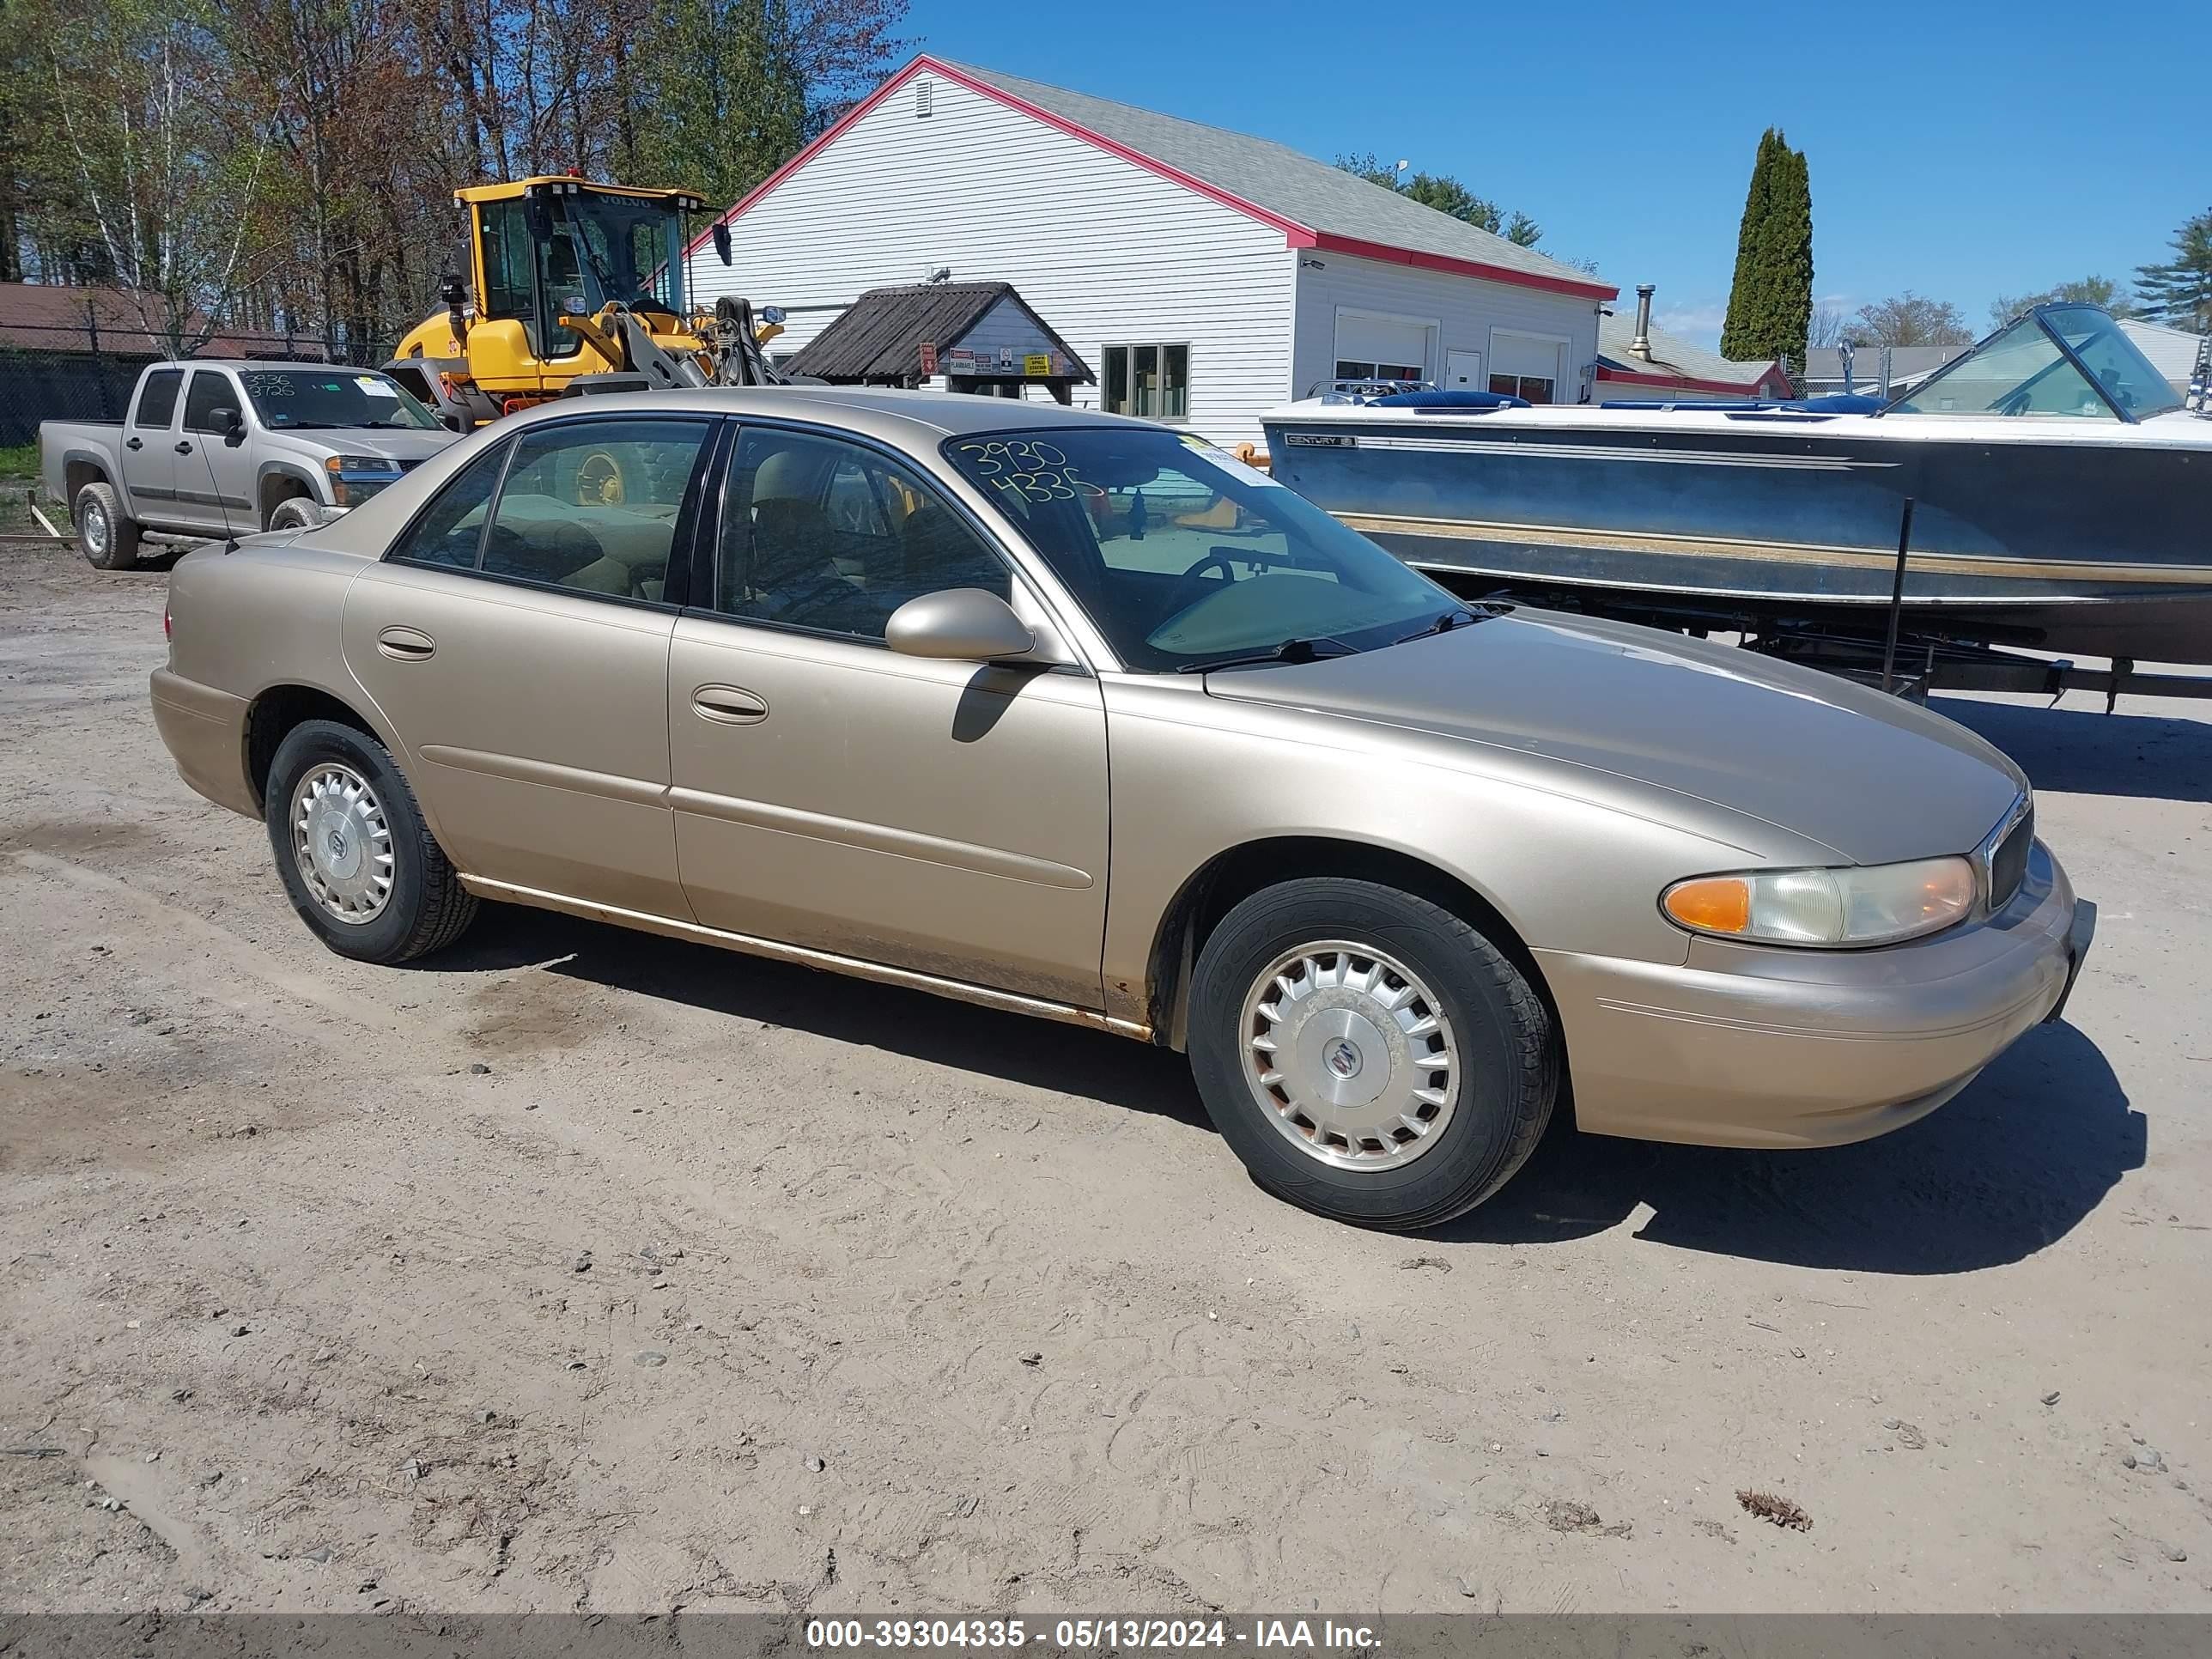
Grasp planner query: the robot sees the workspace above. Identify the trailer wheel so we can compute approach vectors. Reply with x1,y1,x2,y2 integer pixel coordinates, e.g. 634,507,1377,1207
75,482,143,570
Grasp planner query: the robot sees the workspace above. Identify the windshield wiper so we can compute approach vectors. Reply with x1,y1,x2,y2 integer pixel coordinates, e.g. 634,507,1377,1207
1393,606,1482,645
1176,636,1361,674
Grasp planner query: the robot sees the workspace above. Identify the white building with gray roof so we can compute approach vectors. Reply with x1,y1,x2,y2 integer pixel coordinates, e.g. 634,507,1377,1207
689,56,1618,448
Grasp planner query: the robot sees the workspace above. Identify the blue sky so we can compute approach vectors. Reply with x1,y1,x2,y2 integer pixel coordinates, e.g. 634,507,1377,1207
902,0,2204,346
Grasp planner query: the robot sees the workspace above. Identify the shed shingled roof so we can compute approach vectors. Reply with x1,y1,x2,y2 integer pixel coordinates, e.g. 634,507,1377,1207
784,281,1093,382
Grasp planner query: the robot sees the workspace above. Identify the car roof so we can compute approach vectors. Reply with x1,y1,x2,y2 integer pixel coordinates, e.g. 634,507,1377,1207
149,360,374,373
495,386,1160,447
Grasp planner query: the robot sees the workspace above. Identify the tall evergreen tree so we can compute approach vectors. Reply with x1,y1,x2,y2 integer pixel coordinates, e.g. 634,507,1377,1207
2135,208,2212,332
1720,128,1814,376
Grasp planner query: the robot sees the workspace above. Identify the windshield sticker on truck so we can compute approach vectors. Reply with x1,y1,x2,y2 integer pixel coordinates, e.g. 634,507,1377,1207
356,376,398,397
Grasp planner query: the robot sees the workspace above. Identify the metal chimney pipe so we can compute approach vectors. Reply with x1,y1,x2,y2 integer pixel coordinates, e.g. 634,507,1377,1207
1631,284,1655,360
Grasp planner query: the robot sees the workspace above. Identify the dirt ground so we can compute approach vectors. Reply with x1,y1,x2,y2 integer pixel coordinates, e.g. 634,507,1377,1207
2,539,2208,1617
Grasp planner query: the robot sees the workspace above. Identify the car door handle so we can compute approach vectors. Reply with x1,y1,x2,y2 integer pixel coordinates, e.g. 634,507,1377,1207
376,625,436,661
174,441,193,455
125,436,143,451
692,684,769,724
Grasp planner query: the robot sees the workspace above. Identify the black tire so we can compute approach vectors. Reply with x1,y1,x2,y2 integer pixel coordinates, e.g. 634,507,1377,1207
1187,878,1556,1231
263,719,478,963
74,481,142,569
264,494,319,533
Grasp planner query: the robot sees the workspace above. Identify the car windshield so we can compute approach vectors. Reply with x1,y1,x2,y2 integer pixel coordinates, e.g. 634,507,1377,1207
1890,306,2182,421
943,426,1462,672
242,369,441,431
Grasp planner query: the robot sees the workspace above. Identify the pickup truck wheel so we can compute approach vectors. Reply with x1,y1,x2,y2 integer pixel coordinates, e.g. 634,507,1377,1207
264,719,478,963
74,482,142,570
1186,878,1557,1231
265,495,319,533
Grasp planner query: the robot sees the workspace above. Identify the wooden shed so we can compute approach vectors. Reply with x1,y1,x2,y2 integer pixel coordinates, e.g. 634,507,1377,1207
784,280,1093,403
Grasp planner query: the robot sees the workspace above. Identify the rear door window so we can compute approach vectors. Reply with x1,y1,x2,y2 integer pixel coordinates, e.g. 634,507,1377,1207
480,418,713,603
386,441,511,569
133,369,183,429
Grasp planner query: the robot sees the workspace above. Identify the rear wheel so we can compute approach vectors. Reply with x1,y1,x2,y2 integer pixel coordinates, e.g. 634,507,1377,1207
74,482,142,569
264,719,477,963
1187,878,1556,1230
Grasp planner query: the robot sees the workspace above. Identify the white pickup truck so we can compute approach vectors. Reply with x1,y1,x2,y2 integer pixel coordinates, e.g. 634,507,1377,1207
39,360,459,568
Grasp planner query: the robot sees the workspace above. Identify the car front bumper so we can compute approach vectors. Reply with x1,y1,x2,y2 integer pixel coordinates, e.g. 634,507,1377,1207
1534,842,2090,1149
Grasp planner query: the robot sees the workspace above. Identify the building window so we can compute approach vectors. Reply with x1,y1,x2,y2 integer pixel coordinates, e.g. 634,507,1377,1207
1102,343,1189,419
1488,331,1566,405
1334,359,1425,383
1488,372,1556,404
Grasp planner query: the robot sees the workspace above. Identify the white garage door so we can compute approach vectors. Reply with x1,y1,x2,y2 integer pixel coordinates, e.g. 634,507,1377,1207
1334,313,1434,383
1490,331,1565,404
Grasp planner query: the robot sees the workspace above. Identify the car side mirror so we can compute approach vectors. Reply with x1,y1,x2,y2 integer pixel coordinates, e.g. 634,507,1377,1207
884,588,1036,662
711,222,732,266
211,406,245,442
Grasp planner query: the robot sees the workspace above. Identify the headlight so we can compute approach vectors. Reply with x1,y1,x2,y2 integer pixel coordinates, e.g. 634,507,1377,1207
1662,856,1977,947
325,455,402,507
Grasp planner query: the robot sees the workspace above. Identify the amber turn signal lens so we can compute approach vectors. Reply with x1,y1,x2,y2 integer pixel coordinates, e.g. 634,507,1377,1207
1663,877,1752,934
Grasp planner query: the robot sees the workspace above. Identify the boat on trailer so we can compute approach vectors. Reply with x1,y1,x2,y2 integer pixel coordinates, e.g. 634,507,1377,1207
1261,305,2212,683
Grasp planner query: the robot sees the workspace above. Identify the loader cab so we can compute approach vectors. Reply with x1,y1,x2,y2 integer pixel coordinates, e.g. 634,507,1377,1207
455,178,705,383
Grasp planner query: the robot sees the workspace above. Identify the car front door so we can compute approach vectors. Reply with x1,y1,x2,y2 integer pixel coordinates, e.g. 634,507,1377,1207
122,368,183,513
341,415,716,920
180,368,253,534
666,423,1110,1010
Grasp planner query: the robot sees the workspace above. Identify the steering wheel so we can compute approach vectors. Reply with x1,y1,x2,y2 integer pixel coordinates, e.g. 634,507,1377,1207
1170,550,1239,608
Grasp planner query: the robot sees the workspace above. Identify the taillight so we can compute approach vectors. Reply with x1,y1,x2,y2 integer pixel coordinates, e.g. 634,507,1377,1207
163,602,172,641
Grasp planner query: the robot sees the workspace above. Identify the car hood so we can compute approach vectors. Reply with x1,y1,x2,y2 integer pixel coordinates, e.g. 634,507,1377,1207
281,428,457,465
1203,609,2027,866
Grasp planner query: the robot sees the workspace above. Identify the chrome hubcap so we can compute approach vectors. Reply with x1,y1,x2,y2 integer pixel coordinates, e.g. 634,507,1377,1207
291,763,394,923
1241,941,1459,1170
83,503,107,555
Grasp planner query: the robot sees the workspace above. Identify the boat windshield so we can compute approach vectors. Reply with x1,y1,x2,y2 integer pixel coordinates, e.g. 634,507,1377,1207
1890,305,2181,422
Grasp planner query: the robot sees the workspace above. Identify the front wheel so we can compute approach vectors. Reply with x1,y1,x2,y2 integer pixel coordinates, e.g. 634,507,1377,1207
263,719,478,963
265,495,320,533
1187,878,1556,1230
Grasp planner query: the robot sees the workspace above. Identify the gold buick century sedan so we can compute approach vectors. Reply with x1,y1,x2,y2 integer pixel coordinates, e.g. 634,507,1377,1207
150,389,2094,1229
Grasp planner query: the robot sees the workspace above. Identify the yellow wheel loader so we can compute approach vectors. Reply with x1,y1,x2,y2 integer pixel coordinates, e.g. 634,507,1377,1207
386,177,788,430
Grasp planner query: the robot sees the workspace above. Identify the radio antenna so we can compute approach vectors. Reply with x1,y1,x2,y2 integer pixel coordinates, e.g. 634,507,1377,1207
193,386,243,555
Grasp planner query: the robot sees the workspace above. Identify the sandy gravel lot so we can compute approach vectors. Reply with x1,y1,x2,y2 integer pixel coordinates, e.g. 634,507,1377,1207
3,540,2208,1616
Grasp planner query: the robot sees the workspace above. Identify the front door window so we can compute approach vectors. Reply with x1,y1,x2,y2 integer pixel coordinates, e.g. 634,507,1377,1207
714,427,1011,639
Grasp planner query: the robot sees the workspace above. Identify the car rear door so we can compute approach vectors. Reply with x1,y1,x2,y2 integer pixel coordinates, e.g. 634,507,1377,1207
121,368,184,513
341,415,716,919
664,421,1110,1010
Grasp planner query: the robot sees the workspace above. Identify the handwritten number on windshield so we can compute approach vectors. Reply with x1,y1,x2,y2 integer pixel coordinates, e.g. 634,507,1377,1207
953,438,1100,503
